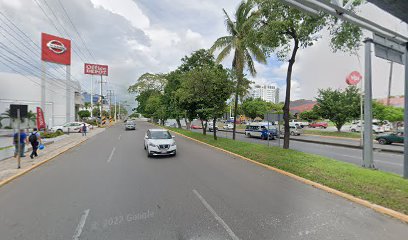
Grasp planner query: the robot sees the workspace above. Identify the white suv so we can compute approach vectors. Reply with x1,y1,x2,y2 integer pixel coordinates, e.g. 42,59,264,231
144,129,177,157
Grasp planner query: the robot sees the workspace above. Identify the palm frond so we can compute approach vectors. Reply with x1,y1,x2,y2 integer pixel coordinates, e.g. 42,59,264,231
244,49,256,76
247,42,267,64
215,44,232,63
210,36,233,53
223,9,237,36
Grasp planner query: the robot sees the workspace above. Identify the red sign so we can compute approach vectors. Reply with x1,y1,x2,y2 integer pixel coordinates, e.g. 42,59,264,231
36,107,46,130
346,71,362,85
41,33,71,65
84,63,109,76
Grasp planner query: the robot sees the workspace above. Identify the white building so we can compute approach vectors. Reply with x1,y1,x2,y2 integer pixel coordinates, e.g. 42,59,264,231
250,84,280,103
0,72,83,129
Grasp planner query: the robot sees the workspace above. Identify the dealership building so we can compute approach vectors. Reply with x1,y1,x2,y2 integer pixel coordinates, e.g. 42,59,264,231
0,72,83,129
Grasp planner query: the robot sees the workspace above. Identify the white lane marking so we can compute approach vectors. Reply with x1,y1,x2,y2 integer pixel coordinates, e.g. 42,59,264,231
118,134,122,140
107,147,116,163
193,189,240,240
375,160,403,166
72,209,90,240
342,154,360,159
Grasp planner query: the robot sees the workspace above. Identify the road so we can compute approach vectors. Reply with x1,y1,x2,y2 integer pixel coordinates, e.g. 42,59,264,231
195,129,404,175
0,121,407,239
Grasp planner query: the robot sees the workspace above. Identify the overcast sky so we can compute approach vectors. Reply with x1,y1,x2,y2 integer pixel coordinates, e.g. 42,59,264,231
0,0,407,107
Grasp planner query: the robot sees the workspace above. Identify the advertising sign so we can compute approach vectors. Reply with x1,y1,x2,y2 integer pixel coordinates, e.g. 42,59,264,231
84,63,109,76
41,33,71,65
36,107,46,130
346,71,362,85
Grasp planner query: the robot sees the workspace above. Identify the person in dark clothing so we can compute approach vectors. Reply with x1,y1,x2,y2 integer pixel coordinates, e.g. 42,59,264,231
81,123,87,136
13,129,28,157
28,128,42,159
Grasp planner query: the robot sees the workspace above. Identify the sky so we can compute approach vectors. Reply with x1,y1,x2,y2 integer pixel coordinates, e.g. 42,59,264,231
0,0,407,108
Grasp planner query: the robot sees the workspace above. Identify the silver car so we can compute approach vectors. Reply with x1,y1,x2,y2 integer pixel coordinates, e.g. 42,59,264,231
125,121,136,130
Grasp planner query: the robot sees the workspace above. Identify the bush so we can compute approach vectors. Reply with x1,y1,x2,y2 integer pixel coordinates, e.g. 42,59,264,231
40,131,64,138
4,126,12,129
85,120,98,126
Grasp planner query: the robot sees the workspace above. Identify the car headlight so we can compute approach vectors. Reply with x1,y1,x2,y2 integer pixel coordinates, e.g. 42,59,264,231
171,141,176,146
149,143,156,147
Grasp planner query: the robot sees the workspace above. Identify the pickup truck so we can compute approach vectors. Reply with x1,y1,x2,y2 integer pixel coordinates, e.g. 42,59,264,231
289,120,309,128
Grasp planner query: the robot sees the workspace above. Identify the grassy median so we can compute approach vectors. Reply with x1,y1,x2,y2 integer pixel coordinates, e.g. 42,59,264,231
168,127,408,215
304,129,361,139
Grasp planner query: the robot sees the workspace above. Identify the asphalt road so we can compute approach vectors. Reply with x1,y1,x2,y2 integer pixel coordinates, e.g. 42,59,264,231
195,129,404,175
0,121,407,240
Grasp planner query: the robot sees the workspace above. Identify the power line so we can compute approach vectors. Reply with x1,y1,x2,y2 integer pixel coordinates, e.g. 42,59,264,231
57,0,97,63
0,11,85,87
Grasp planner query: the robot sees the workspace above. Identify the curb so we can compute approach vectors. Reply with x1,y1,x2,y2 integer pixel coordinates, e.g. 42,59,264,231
0,130,105,188
168,129,408,224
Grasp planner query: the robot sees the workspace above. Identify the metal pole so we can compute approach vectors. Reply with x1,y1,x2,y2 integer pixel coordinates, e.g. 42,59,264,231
41,61,46,119
100,75,103,117
360,70,364,147
90,75,93,117
17,109,21,169
118,101,121,120
114,94,117,122
403,43,408,178
363,39,374,168
267,115,270,147
66,65,71,123
387,61,393,106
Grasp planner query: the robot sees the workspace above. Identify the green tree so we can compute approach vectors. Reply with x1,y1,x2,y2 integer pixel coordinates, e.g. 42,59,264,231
0,109,15,128
84,102,91,110
255,0,362,148
210,0,267,140
299,110,320,122
314,86,360,132
25,110,36,128
373,101,403,126
241,98,270,120
128,73,167,93
78,110,91,120
163,71,186,128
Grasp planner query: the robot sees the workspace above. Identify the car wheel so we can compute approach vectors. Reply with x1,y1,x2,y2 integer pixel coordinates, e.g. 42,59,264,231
378,138,387,145
147,149,152,157
290,131,295,136
144,144,146,150
246,133,251,138
173,150,177,156
57,129,63,134
351,129,356,132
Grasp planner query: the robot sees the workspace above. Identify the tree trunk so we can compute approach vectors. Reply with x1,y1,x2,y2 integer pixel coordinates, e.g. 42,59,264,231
232,51,244,141
283,37,299,149
213,117,217,140
185,117,190,130
201,120,207,135
176,118,182,128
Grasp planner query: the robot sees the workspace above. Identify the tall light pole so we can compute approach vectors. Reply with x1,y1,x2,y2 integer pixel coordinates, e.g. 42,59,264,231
387,61,393,106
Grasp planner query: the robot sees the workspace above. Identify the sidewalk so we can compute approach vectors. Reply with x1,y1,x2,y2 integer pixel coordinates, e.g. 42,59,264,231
0,127,105,183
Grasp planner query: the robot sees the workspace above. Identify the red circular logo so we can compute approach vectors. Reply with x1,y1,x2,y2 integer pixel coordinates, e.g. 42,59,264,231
346,71,362,85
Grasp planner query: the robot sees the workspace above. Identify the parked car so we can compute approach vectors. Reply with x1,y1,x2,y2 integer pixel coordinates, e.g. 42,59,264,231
289,120,309,128
125,120,136,130
191,124,202,129
349,124,384,133
245,122,278,140
144,129,177,157
223,123,233,130
309,122,328,129
50,122,85,133
375,132,404,145
280,125,304,136
208,122,219,132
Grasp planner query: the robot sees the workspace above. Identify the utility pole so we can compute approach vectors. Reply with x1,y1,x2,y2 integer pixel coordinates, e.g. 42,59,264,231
387,61,393,106
114,94,117,122
118,101,121,120
99,75,107,118
66,65,71,123
90,75,93,117
106,90,114,119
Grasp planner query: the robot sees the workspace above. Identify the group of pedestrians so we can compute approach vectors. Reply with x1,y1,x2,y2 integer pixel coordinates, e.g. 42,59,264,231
13,128,42,159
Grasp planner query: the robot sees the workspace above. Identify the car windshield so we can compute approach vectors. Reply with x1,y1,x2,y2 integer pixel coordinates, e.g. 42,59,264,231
150,131,172,139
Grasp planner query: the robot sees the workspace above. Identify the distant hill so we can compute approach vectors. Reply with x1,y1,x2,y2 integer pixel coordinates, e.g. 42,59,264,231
290,99,316,114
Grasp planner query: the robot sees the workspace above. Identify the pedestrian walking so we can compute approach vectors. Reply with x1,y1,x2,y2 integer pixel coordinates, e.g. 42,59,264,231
28,128,42,159
13,129,28,158
81,123,87,136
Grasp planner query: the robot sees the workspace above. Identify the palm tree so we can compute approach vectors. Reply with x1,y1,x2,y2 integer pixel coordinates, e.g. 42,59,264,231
210,0,266,140
25,110,36,128
84,102,91,110
0,109,15,128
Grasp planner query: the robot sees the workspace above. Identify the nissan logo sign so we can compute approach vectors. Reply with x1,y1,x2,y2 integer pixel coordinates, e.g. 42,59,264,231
46,40,67,54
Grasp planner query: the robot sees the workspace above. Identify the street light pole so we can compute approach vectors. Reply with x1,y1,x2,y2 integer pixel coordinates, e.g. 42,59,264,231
363,39,374,169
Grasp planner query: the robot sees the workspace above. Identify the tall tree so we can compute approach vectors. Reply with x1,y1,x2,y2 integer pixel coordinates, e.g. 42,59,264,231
314,86,360,132
210,0,267,140
255,0,362,148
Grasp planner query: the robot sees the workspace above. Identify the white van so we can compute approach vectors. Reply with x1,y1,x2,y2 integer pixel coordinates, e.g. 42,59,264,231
245,122,278,140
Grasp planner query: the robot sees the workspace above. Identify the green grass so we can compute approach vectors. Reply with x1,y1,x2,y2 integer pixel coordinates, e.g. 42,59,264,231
304,129,362,139
168,127,408,215
40,131,64,138
0,146,12,151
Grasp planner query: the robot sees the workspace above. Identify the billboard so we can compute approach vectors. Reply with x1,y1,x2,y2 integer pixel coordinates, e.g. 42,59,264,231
41,33,71,65
84,63,109,76
36,107,46,130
